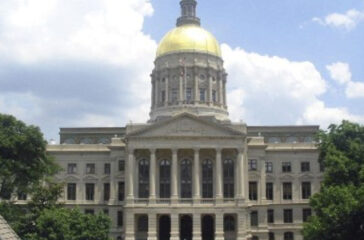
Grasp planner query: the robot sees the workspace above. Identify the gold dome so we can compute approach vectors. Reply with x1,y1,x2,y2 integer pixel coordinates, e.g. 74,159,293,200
156,24,221,58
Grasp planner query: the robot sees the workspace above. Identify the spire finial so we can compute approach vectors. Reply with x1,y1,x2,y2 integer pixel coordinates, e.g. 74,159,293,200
177,0,201,26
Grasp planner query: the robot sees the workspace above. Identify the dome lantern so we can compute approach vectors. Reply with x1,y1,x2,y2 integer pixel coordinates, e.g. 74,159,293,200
177,0,200,26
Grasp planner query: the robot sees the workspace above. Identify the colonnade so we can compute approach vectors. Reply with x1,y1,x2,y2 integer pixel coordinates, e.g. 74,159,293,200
126,148,246,202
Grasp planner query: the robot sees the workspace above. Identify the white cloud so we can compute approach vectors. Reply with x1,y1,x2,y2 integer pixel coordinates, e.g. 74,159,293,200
313,9,364,30
346,81,364,98
299,101,364,127
326,62,351,84
0,0,156,140
326,62,364,99
222,44,364,128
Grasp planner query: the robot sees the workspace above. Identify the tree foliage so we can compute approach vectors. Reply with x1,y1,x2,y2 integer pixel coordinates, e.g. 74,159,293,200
303,121,364,240
0,113,59,199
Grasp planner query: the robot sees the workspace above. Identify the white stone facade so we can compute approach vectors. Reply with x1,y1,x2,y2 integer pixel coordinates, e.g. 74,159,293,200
45,1,322,240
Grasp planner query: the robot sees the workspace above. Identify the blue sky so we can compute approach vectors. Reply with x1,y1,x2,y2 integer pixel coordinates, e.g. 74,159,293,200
0,0,363,141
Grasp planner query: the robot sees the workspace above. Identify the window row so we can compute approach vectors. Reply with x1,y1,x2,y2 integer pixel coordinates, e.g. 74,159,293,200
67,182,125,201
67,161,125,174
159,88,219,103
248,160,317,173
139,158,235,199
249,181,312,200
250,208,312,226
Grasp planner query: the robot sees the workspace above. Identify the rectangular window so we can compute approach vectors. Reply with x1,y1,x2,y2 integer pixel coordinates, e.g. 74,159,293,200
302,182,311,199
282,162,291,173
103,209,109,215
303,208,312,222
86,163,95,174
283,182,292,200
301,162,310,172
85,183,95,201
266,182,274,200
250,211,258,226
266,162,273,173
104,183,110,201
249,182,258,200
199,88,206,102
117,211,123,227
284,209,293,223
186,88,192,102
118,182,125,201
17,192,27,201
212,90,217,102
85,209,94,215
267,209,274,223
119,160,125,171
67,163,77,174
269,232,275,240
172,88,178,102
67,183,76,200
104,163,111,174
249,159,257,171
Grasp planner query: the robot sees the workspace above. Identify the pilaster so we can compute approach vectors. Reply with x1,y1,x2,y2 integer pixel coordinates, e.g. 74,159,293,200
215,213,224,240
125,213,135,240
215,148,223,202
148,213,157,240
127,149,135,203
149,149,156,202
170,214,179,240
193,214,202,240
193,148,201,203
171,149,179,202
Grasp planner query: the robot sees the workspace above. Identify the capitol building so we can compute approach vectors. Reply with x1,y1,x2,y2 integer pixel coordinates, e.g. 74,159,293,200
46,1,322,240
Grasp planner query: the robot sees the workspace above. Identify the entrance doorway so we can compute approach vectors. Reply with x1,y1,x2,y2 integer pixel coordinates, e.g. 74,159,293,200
158,215,171,240
202,215,215,240
180,215,192,240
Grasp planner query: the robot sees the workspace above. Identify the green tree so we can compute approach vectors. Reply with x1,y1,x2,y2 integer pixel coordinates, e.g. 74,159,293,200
0,113,59,199
303,121,364,240
24,208,111,240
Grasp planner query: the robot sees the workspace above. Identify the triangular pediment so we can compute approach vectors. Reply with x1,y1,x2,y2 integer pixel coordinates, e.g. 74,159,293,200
65,175,80,182
128,113,244,138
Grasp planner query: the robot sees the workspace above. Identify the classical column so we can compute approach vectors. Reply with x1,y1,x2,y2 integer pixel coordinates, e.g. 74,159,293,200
193,148,201,202
260,158,266,202
149,149,156,201
170,214,179,240
127,149,135,201
208,73,212,105
218,79,223,105
215,213,224,240
237,148,246,200
151,80,155,108
155,79,159,107
194,67,199,103
125,212,135,240
179,74,184,104
148,213,157,240
193,214,202,240
171,149,178,201
165,77,169,106
216,149,223,200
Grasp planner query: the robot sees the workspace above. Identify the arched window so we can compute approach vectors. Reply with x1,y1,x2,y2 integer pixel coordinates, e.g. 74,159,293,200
284,232,294,240
138,159,149,198
137,215,148,232
224,215,235,232
202,159,213,198
160,160,171,198
223,159,234,198
180,159,192,198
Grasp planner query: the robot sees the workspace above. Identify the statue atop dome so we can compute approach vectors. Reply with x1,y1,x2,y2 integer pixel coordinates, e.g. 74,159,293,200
177,0,201,26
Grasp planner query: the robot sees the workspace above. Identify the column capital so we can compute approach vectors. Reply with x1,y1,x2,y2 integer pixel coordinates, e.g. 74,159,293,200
237,147,245,154
172,148,178,154
149,148,156,154
216,148,222,154
193,148,200,153
128,148,135,154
